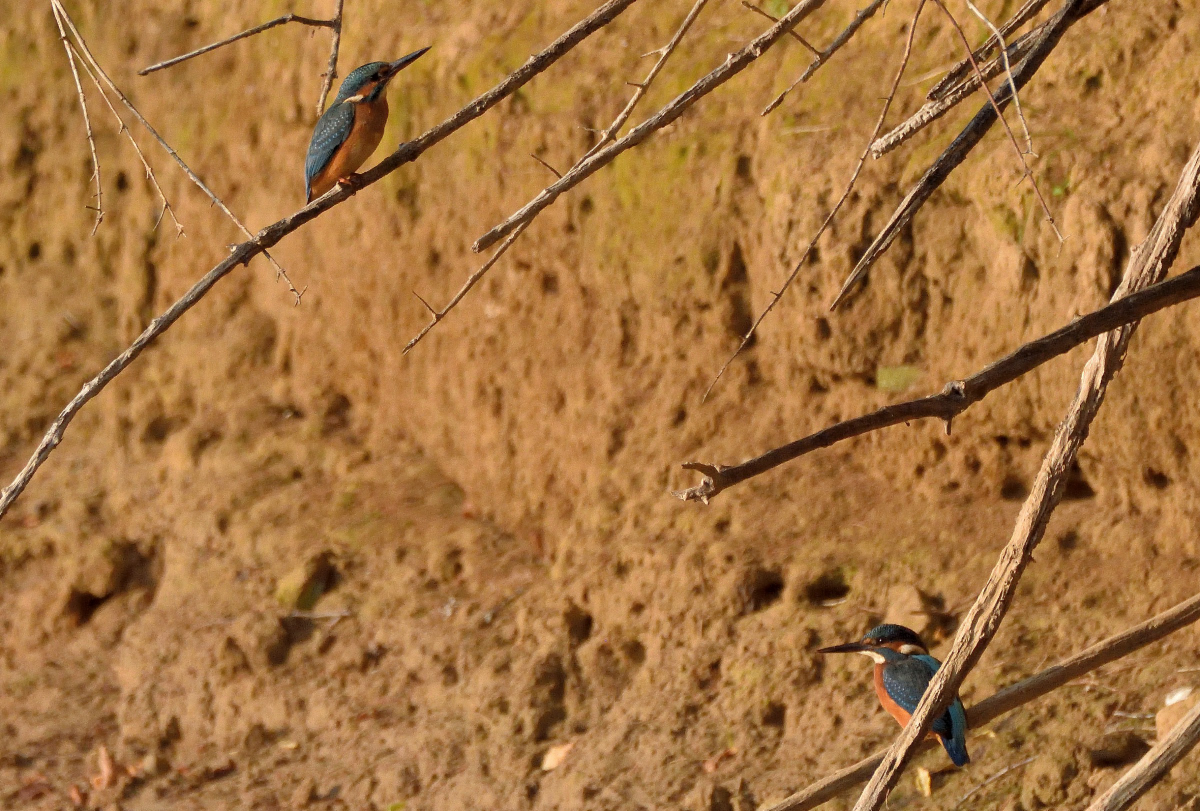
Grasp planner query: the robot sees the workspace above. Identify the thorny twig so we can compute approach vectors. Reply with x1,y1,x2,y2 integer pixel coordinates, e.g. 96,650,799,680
315,0,346,115
740,1,821,56
761,0,889,116
927,0,1052,101
706,0,929,399
139,11,337,76
963,0,1034,154
53,1,306,302
764,589,1200,811
830,0,1092,309
849,130,1200,811
53,10,102,235
0,0,644,522
678,262,1200,504
404,0,713,352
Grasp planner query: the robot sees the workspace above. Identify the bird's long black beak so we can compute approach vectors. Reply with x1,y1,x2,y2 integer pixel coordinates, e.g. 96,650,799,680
383,47,431,81
817,642,871,655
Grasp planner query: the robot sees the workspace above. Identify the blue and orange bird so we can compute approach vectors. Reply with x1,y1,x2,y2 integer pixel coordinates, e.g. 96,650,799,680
819,624,970,767
305,47,430,202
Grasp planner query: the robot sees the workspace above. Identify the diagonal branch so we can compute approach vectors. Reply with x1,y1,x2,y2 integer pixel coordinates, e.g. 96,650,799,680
706,0,929,400
0,0,643,523
676,262,1200,504
761,0,889,116
740,1,821,56
314,0,346,115
405,0,707,352
830,0,1091,310
764,589,1200,811
53,11,102,235
139,11,337,75
926,0,1052,101
849,133,1200,811
472,0,830,255
1084,698,1200,811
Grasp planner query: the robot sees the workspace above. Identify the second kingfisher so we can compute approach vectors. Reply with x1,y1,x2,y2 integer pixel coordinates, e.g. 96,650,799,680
819,624,970,767
305,47,430,202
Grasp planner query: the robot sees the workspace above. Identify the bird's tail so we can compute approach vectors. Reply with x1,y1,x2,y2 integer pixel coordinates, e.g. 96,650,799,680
939,732,970,768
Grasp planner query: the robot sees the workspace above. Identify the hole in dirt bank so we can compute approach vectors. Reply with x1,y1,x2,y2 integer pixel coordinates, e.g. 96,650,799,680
622,639,646,666
564,603,593,646
1064,462,1096,500
1057,530,1079,553
65,589,106,626
321,393,352,435
740,568,785,614
722,243,755,348
762,702,787,729
64,541,159,627
1143,467,1171,489
1000,476,1029,501
804,569,850,606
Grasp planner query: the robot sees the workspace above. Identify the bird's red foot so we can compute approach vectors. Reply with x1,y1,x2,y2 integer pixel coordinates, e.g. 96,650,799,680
337,173,365,194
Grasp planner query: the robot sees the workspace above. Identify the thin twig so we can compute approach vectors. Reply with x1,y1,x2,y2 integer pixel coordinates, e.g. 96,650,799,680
139,12,336,75
403,222,529,354
927,0,1052,100
953,757,1036,808
676,262,1200,504
404,0,707,350
53,2,305,302
474,0,830,254
315,0,346,115
763,589,1200,811
830,0,1091,309
933,0,1060,238
584,0,711,159
849,131,1200,811
706,0,928,400
1084,699,1200,811
962,0,1034,154
0,0,643,522
740,1,821,55
53,11,102,234
761,0,889,116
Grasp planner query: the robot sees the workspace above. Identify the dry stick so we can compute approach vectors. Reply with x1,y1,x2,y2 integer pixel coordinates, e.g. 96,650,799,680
0,0,642,522
741,1,821,56
933,0,1060,239
405,0,706,352
927,0,1051,101
314,0,346,116
53,12,102,235
761,0,888,116
473,0,830,255
830,0,1090,310
583,0,712,160
67,42,184,238
963,0,1034,154
952,757,1037,808
705,0,928,400
52,2,304,301
763,589,1200,811
1085,699,1200,811
872,0,1107,158
676,262,1200,504
139,12,336,75
850,136,1200,811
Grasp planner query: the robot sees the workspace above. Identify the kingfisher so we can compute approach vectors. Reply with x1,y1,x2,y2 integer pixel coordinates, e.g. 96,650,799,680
819,624,970,767
305,47,430,202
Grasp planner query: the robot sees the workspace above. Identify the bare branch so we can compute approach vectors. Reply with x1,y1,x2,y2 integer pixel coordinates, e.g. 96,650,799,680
53,1,304,301
0,0,643,522
707,0,929,399
962,0,1034,154
473,0,830,254
1084,699,1200,811
850,129,1200,811
677,262,1200,504
139,12,336,75
764,589,1200,811
52,10,102,234
927,0,1052,101
405,0,706,349
315,0,346,115
761,0,889,116
740,1,820,56
831,0,1092,309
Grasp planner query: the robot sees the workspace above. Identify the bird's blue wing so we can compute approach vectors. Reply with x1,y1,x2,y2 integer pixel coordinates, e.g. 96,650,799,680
883,656,955,741
305,102,355,199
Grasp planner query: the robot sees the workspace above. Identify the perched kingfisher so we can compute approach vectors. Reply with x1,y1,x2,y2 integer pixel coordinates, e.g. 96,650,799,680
819,624,970,767
305,47,430,202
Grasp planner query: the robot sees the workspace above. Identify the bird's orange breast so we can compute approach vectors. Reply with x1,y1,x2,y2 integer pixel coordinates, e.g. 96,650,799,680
309,97,390,199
